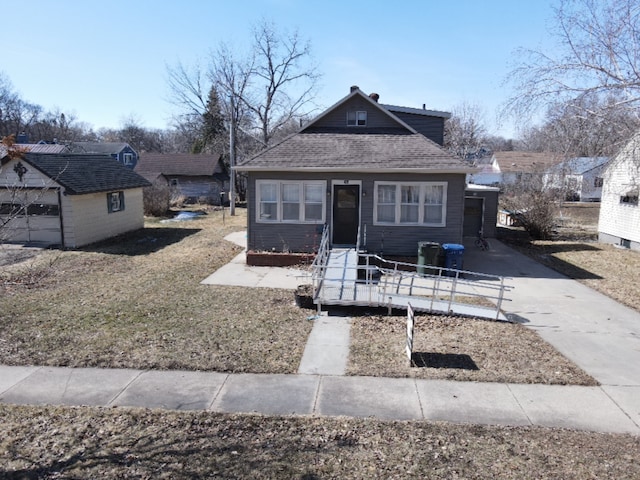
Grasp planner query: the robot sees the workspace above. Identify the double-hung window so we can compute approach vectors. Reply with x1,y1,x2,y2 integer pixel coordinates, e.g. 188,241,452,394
374,182,447,226
347,111,367,126
257,180,326,223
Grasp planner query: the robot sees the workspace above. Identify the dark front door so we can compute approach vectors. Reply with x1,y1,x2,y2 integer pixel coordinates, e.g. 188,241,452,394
463,197,484,236
332,185,360,245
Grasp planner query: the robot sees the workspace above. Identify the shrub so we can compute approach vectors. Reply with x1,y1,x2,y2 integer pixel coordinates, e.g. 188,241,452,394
143,182,170,217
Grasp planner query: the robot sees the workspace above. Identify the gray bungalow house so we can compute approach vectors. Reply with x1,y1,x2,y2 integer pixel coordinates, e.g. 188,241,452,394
235,86,475,258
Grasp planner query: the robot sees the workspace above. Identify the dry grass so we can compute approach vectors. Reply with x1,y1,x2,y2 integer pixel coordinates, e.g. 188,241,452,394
0,209,312,374
348,314,597,385
1,404,639,479
0,206,598,385
1,203,638,478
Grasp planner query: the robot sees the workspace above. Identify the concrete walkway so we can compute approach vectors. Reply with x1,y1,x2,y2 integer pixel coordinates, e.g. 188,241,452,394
1,232,640,435
1,365,637,434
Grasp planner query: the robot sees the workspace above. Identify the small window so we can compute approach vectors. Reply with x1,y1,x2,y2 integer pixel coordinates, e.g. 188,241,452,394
594,177,604,188
0,203,23,216
27,204,60,216
347,111,367,126
170,178,179,187
107,191,125,213
621,193,639,206
123,153,134,165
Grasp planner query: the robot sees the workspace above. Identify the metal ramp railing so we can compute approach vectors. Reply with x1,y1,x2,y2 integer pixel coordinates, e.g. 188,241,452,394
311,238,511,321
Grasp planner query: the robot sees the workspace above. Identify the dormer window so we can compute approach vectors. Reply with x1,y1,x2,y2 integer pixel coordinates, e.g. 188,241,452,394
347,111,367,126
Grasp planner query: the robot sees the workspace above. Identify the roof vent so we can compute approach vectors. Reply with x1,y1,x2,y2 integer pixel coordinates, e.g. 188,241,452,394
369,93,380,102
350,85,359,93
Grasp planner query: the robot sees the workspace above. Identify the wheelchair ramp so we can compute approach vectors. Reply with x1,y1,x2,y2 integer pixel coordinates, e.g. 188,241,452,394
313,249,510,321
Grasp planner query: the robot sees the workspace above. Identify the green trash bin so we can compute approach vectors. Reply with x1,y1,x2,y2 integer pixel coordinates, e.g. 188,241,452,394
417,241,441,275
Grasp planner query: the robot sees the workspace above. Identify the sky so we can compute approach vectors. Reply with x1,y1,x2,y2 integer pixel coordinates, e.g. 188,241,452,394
3,0,558,139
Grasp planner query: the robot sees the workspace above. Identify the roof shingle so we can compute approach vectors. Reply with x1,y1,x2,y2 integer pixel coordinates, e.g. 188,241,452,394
236,132,470,172
23,153,151,194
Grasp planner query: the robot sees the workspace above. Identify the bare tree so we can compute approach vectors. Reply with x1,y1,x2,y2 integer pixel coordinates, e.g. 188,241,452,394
506,0,640,127
444,101,490,159
520,94,640,156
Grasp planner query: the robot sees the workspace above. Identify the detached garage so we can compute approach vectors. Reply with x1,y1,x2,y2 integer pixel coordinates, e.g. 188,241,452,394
0,153,150,248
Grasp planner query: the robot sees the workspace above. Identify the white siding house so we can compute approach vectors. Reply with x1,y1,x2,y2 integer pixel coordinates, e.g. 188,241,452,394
598,134,640,250
0,153,150,248
544,157,609,202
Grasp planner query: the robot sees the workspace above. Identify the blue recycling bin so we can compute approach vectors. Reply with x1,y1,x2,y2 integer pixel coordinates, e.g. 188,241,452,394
442,243,464,274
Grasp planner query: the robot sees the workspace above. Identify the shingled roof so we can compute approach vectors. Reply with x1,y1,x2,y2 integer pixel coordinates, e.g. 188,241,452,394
69,142,133,155
136,153,226,177
236,86,469,173
236,132,471,173
23,153,151,194
494,151,562,173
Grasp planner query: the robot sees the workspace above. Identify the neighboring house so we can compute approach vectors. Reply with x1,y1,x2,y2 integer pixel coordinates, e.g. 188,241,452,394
486,151,561,186
544,157,609,202
467,155,501,186
0,153,150,247
69,142,138,169
235,86,478,257
135,153,229,204
598,133,640,250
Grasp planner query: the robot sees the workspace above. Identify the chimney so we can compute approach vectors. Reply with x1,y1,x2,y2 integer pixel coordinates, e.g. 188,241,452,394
369,93,380,102
16,132,28,144
350,85,359,93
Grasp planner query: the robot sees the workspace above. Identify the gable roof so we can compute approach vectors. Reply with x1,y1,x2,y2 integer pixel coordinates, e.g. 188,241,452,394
136,153,226,177
301,87,419,134
493,151,562,173
236,132,471,173
69,142,135,155
21,153,151,194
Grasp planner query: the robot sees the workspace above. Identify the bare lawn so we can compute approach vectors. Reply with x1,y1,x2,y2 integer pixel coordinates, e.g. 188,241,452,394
1,207,596,385
2,204,640,478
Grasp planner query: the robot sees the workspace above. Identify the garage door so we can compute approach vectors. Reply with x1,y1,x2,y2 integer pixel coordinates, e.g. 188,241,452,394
0,190,62,245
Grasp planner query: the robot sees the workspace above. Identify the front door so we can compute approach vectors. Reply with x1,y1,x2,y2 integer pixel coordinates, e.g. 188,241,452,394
332,184,360,245
463,197,484,236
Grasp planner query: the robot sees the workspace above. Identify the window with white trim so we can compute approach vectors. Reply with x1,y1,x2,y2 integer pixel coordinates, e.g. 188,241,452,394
257,180,326,223
347,110,367,126
107,191,125,213
374,182,447,226
123,152,134,165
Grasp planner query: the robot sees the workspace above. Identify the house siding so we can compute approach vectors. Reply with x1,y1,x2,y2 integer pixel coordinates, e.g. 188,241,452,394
313,97,405,131
170,175,227,203
65,188,145,248
598,144,640,250
389,111,446,145
247,171,466,256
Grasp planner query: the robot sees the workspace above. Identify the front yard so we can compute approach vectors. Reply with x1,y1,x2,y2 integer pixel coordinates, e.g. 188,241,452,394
2,205,640,479
1,207,599,385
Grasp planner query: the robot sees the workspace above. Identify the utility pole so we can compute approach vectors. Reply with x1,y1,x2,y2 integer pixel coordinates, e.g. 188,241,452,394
229,95,236,216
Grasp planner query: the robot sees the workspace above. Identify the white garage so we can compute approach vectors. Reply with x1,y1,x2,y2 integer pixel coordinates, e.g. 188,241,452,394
0,153,150,248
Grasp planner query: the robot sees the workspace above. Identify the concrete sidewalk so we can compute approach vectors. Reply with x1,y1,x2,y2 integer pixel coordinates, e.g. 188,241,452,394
1,365,638,434
2,232,640,435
